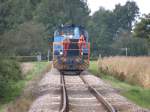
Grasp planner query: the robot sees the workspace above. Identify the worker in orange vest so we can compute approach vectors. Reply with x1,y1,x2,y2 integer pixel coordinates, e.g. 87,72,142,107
78,34,86,55
63,37,70,56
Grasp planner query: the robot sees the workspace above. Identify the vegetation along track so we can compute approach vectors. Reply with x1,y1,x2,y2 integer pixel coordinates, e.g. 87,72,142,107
60,73,116,112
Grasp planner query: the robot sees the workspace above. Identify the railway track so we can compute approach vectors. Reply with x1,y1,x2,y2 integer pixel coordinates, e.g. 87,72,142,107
60,74,68,112
60,74,116,112
29,69,148,112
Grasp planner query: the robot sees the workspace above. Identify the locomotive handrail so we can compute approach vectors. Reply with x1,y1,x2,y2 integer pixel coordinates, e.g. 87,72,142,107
53,49,88,50
53,42,90,48
53,42,90,45
53,41,90,63
53,42,90,49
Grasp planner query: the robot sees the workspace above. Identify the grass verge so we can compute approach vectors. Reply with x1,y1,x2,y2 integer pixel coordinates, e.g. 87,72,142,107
0,61,50,112
89,61,150,109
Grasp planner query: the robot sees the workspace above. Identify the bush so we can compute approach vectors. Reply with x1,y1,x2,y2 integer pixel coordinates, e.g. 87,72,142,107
0,58,22,101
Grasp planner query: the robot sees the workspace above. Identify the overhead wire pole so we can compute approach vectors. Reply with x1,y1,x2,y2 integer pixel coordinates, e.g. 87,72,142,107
47,47,50,62
125,48,128,56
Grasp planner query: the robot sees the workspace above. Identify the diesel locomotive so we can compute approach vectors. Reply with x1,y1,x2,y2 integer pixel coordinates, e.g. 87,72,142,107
52,24,90,73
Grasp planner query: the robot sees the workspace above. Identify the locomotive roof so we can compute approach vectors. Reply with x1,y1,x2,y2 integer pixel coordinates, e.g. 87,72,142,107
57,24,85,30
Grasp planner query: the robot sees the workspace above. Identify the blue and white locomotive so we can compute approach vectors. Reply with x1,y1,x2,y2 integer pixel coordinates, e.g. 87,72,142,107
52,24,90,73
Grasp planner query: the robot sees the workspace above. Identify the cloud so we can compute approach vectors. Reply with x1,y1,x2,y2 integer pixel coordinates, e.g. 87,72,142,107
87,0,150,14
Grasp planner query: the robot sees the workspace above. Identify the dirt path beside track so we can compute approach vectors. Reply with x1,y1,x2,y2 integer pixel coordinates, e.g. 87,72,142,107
21,62,34,75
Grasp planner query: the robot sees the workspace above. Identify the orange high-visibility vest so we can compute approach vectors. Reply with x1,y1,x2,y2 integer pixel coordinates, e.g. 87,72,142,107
63,38,70,56
78,35,86,48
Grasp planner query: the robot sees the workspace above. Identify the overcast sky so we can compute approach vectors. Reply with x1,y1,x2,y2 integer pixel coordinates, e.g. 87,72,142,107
87,0,150,15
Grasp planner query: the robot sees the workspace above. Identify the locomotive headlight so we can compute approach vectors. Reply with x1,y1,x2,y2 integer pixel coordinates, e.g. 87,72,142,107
60,51,63,55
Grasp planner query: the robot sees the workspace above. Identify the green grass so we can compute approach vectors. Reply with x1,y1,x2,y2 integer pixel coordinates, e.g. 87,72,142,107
0,61,49,112
25,62,49,81
89,61,150,109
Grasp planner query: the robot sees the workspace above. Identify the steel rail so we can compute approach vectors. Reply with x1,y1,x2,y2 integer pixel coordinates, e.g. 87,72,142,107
80,75,116,112
60,75,68,112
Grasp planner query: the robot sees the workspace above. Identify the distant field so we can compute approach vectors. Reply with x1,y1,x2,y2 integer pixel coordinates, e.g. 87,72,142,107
98,56,150,88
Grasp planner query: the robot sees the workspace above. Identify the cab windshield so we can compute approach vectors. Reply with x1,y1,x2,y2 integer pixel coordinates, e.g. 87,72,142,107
54,26,88,40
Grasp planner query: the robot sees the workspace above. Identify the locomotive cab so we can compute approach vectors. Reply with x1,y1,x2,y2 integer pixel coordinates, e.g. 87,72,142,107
52,25,90,73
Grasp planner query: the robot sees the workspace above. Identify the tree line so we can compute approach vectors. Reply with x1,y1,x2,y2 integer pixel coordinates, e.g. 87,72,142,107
88,1,149,57
0,0,149,57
